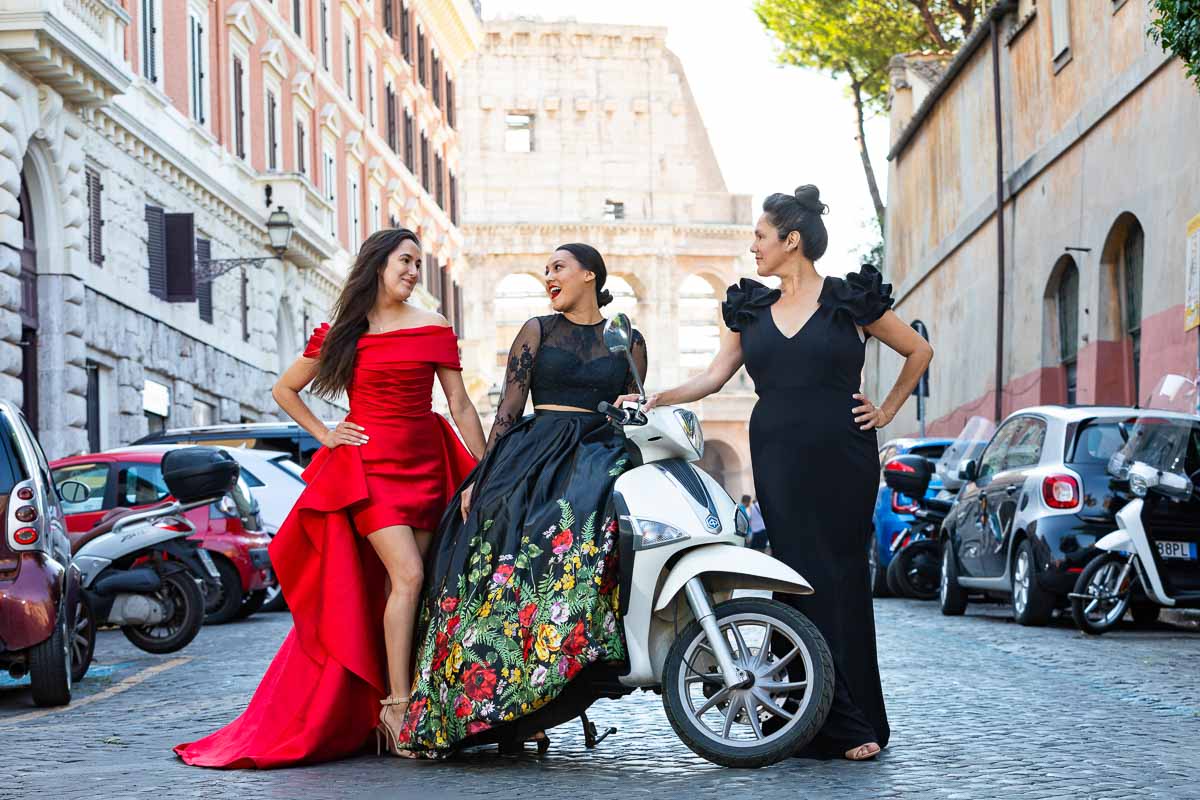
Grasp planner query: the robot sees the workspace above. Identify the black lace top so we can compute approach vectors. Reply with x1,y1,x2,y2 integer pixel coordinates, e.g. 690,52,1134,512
487,314,648,452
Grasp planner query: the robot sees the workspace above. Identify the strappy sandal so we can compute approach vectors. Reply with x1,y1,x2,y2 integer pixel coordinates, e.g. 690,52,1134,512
375,695,412,757
845,742,881,761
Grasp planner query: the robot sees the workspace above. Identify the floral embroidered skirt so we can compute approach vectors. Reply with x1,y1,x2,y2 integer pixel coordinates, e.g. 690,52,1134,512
399,410,630,753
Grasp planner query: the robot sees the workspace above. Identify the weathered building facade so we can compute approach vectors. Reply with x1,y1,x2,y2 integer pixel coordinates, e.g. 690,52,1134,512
0,0,482,459
871,0,1200,436
458,19,757,495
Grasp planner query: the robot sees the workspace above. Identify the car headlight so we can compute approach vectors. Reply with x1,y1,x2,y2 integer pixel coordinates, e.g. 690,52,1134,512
734,505,750,537
629,517,690,550
674,409,705,459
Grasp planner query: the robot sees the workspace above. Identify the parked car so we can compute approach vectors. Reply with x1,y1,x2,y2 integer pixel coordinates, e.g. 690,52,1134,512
0,400,95,706
938,404,1181,626
50,447,275,625
870,437,952,596
133,422,332,467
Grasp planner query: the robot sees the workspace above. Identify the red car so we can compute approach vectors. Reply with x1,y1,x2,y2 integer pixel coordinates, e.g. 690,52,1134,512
50,447,276,624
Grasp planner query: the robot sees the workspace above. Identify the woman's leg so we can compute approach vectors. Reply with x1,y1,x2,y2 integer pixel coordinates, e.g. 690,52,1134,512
366,525,433,734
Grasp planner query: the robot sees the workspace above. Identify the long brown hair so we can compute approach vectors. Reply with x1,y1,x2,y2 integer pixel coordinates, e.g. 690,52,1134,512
310,228,421,399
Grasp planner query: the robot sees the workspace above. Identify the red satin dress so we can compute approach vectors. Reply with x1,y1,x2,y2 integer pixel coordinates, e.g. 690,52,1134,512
174,324,477,769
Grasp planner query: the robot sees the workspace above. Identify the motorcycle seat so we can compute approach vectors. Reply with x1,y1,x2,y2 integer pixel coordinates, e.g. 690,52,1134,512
70,503,172,555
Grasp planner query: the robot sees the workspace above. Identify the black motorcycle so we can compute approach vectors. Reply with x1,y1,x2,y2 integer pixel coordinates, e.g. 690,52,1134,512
882,455,949,600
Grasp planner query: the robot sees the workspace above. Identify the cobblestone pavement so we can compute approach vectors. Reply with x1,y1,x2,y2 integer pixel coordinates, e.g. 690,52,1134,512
3,598,1199,800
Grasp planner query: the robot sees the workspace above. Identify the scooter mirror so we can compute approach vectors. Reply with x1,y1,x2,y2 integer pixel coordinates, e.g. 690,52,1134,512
603,313,633,354
1156,470,1194,500
57,479,89,504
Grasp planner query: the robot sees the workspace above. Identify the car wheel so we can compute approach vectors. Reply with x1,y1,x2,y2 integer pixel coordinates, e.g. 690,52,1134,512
261,584,288,613
29,607,72,707
1011,539,1055,627
204,555,245,625
71,595,97,683
868,535,891,598
939,539,968,616
235,589,267,620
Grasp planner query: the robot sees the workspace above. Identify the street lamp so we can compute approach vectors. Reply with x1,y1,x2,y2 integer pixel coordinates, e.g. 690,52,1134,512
487,383,503,410
197,205,295,281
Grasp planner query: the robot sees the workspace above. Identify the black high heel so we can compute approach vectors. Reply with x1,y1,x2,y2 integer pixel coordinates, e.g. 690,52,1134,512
498,731,550,756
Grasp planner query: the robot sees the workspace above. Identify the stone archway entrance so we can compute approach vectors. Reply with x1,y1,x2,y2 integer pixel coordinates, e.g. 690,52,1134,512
17,177,39,435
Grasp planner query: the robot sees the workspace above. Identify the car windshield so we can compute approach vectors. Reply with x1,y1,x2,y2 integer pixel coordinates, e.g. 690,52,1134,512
935,416,996,479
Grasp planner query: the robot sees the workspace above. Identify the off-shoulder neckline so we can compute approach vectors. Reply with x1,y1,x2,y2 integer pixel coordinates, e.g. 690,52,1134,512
361,324,453,337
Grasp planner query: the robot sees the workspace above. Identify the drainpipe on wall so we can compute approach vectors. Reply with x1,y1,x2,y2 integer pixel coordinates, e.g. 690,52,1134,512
990,1,1016,422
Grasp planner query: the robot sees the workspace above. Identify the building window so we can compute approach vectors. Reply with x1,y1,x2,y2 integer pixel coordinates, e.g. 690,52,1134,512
344,27,356,100
1056,257,1079,404
196,238,213,323
348,169,361,245
296,118,308,176
366,63,376,127
420,131,429,191
431,52,441,106
383,0,394,35
188,10,207,124
232,55,247,159
400,2,411,61
140,0,160,83
370,194,381,234
417,27,426,84
385,84,397,150
446,77,455,128
192,399,215,427
266,89,280,170
505,113,533,153
404,109,415,170
604,200,625,220
292,0,303,37
1122,220,1144,399
85,362,104,452
86,167,104,266
323,148,337,236
449,172,458,225
319,0,330,70
143,379,171,434
434,152,444,209
1050,0,1070,64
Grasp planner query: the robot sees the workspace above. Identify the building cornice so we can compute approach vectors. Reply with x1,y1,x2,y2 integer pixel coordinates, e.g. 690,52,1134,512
414,0,483,68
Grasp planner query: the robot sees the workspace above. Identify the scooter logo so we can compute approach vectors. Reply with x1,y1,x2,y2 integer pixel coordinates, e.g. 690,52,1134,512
705,514,720,532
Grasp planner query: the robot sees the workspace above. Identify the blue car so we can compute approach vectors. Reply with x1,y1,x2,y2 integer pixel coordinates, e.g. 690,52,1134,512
870,437,953,596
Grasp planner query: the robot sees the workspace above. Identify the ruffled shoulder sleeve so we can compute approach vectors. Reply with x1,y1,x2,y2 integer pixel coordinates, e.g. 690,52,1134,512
721,279,781,333
818,265,894,327
302,323,330,359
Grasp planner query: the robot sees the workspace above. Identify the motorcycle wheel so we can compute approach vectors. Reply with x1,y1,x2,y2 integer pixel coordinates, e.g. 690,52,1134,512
885,551,906,597
71,595,97,683
235,589,267,620
261,584,288,613
1070,553,1132,635
661,597,833,768
122,569,205,654
29,607,72,707
868,535,891,598
893,540,941,601
203,555,245,625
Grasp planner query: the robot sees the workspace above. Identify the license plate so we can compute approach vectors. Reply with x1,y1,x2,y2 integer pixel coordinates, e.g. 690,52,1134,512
1156,540,1199,560
196,548,221,578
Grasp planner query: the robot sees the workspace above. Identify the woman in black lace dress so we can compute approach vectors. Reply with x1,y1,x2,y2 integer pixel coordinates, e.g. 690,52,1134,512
397,243,646,756
630,186,932,761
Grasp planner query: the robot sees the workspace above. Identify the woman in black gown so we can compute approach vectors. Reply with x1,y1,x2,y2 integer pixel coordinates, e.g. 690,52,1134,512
625,185,932,760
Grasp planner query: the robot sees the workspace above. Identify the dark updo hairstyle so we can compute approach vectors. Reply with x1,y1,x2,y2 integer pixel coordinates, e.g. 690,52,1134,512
555,242,613,308
311,227,421,399
762,184,830,261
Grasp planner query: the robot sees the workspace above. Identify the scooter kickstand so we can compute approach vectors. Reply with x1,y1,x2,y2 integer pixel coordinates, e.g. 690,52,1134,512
580,713,617,749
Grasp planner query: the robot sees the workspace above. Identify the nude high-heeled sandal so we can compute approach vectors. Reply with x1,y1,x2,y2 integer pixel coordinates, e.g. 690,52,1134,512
375,695,410,756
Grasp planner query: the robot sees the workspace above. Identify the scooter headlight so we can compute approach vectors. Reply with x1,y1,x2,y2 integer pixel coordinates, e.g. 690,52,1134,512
734,506,750,537
674,409,705,459
628,517,690,550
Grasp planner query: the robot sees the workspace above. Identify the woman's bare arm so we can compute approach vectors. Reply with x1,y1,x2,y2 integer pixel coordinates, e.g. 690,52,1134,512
437,366,486,460
620,333,745,409
272,357,367,448
860,310,934,429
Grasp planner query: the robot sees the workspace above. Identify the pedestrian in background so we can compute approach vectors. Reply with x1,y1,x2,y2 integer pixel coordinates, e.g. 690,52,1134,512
748,497,768,552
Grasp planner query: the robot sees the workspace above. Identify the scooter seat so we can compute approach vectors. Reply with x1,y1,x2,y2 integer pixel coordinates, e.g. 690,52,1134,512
70,503,172,555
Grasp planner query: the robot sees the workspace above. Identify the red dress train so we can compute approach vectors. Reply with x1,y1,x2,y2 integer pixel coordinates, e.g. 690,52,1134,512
174,324,477,768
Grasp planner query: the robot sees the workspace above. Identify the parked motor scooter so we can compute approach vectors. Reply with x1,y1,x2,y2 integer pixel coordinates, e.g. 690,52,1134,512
1070,375,1200,634
68,447,238,654
540,315,835,769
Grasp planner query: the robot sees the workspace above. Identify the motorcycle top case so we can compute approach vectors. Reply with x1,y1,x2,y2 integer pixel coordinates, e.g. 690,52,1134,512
161,446,240,503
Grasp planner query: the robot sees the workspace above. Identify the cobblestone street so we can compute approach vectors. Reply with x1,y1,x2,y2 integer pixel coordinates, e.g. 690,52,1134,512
4,598,1199,799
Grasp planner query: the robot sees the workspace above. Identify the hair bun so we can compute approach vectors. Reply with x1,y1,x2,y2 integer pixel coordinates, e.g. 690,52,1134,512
597,289,614,308
794,184,828,215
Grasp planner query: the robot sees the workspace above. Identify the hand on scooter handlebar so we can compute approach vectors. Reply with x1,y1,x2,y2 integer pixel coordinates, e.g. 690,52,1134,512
598,401,648,426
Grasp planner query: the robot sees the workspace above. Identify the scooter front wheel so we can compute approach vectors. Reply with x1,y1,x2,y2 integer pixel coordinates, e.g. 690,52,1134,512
661,597,834,768
1070,553,1133,635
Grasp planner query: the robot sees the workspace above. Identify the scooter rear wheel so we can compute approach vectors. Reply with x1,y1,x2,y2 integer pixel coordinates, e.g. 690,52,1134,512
661,597,833,768
122,568,205,653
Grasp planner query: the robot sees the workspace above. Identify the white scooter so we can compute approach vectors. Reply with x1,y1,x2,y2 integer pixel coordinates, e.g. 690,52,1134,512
566,314,834,768
64,447,238,657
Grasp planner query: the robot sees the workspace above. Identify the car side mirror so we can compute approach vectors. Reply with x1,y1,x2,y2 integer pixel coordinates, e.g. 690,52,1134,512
57,480,89,504
957,459,978,482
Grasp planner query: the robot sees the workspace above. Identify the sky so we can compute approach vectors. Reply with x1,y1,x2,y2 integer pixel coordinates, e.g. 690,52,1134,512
483,0,892,277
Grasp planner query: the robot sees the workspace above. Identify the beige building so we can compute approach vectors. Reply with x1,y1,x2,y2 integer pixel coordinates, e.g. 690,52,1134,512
457,18,756,495
870,0,1200,437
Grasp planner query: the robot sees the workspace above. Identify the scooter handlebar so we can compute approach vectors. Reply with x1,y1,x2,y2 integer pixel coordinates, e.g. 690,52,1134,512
597,401,648,427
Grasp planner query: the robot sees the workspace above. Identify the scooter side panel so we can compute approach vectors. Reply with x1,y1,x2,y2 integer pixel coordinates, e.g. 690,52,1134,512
76,524,191,564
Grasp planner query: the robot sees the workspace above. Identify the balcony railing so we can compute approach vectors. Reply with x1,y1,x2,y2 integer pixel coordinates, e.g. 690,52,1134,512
0,0,132,106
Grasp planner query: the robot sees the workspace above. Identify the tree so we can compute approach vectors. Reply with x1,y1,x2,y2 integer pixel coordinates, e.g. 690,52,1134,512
755,0,967,233
1150,0,1200,92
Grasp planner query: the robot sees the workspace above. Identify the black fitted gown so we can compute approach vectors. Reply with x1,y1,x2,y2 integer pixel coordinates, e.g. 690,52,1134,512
722,264,893,755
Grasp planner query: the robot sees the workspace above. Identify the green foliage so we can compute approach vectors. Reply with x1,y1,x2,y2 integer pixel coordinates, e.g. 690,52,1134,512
1151,0,1200,91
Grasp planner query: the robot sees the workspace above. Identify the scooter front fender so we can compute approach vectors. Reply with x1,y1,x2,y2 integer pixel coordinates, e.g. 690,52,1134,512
653,544,813,613
1094,529,1133,552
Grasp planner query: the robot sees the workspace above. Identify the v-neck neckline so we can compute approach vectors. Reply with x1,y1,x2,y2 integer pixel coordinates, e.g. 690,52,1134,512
768,300,822,340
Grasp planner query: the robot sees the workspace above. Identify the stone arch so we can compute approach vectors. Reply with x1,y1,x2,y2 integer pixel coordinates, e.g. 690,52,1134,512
678,273,721,374
492,270,548,376
1097,212,1144,404
1042,254,1079,404
695,438,743,496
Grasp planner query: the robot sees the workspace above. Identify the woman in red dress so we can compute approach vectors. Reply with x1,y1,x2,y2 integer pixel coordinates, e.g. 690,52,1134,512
174,228,483,768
